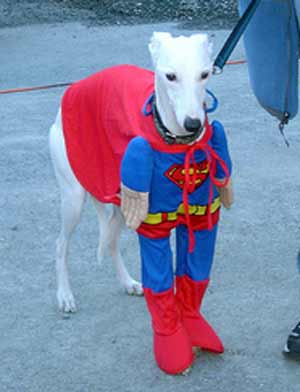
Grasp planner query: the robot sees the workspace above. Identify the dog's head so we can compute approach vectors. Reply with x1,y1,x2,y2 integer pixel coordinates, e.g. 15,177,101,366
149,32,213,137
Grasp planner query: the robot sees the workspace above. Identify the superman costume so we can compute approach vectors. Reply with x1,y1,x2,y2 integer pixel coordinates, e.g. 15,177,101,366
62,65,232,374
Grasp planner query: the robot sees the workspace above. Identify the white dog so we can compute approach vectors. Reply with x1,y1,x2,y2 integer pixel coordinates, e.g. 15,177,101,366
49,32,233,317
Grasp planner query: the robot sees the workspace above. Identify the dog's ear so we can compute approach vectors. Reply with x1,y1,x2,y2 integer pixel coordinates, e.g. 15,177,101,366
191,34,213,59
206,35,214,59
149,32,172,66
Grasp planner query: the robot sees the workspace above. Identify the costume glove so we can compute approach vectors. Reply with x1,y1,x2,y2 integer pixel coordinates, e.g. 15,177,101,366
121,183,149,230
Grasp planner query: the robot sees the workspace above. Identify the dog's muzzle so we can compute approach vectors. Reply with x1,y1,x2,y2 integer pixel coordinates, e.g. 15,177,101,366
184,117,203,134
152,95,205,145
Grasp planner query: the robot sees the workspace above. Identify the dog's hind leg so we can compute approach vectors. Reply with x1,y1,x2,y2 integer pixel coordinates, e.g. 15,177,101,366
49,110,86,312
93,200,143,296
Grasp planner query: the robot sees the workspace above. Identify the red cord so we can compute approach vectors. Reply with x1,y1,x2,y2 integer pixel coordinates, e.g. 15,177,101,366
0,59,246,95
182,120,230,253
0,82,72,95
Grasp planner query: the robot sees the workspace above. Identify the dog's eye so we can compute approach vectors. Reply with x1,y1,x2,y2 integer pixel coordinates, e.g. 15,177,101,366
200,71,210,80
166,73,177,82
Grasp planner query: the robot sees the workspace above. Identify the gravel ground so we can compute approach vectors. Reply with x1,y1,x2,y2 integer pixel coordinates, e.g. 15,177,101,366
0,0,238,28
1,18,300,391
2,0,300,389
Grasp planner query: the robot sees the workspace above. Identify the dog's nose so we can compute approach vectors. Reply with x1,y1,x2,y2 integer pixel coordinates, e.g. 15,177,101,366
184,117,202,133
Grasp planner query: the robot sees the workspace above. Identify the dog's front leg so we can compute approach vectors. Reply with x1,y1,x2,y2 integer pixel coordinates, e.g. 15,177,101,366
106,205,143,296
55,190,85,312
56,233,77,313
49,116,86,312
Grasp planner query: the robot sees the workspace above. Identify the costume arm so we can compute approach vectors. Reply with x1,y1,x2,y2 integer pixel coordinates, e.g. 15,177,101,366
211,120,233,209
120,136,154,229
216,178,233,209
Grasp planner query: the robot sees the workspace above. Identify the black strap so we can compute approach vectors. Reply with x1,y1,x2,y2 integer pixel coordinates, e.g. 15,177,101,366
152,95,203,145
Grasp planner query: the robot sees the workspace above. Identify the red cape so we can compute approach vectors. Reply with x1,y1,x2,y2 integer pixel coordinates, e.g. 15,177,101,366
62,65,195,204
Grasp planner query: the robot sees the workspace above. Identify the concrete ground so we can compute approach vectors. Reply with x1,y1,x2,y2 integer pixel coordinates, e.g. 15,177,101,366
1,21,300,392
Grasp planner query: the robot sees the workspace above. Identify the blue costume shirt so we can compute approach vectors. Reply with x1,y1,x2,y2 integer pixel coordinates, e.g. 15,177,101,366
121,120,232,215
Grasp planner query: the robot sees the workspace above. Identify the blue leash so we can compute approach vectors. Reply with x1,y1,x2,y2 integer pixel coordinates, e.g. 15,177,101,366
205,89,218,113
143,89,218,116
143,93,154,116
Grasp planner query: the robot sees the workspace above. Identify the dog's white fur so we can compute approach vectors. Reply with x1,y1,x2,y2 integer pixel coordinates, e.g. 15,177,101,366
149,32,212,136
49,32,215,312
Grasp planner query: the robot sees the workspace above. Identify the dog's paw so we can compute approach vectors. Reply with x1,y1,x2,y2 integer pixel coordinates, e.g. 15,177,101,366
57,289,77,313
192,347,202,357
180,366,192,376
124,279,143,296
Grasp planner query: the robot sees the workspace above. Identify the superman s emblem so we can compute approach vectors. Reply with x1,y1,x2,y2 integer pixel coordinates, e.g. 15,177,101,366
165,160,209,190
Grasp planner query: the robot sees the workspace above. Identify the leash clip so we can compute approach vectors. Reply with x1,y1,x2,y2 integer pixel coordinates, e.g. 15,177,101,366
278,112,290,147
212,65,223,75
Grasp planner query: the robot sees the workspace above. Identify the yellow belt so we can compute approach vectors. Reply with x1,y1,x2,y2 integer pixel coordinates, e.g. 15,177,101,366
144,197,221,225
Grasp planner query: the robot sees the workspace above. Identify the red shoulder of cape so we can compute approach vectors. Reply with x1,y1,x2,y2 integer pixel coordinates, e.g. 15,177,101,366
61,65,211,203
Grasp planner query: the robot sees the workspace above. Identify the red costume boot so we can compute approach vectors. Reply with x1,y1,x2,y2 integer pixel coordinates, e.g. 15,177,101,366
175,275,224,353
144,287,194,374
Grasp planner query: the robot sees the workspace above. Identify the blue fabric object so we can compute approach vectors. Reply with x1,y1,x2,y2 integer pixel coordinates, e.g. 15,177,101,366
120,122,232,213
175,225,218,281
139,225,218,292
122,120,232,293
139,235,174,292
239,0,299,121
147,148,216,213
121,136,154,192
211,120,232,179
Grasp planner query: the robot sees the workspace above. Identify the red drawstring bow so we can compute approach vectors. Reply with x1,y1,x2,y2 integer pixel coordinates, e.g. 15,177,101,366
183,119,230,253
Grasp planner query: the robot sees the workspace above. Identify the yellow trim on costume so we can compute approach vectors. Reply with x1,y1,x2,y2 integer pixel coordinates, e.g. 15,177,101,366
144,197,221,225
